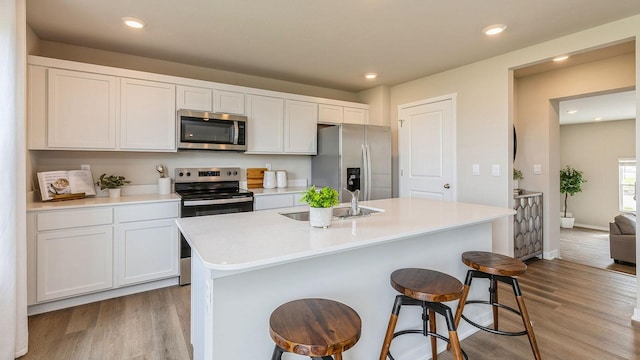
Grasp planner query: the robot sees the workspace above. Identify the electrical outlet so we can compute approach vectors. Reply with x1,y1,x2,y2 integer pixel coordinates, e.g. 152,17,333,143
80,164,90,171
265,163,272,170
472,164,480,175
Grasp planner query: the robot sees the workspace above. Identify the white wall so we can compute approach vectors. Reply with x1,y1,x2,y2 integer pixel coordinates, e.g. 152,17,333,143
390,15,640,265
30,151,312,191
516,52,635,249
33,39,360,103
560,119,635,229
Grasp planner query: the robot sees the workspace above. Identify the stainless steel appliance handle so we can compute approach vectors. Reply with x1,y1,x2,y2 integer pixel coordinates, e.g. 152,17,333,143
183,197,253,206
361,144,368,201
233,121,239,145
366,144,372,201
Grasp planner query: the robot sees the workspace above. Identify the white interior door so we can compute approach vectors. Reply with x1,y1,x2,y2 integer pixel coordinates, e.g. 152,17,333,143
399,97,455,200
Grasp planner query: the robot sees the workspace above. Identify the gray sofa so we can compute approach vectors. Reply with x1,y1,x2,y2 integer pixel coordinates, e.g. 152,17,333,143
609,213,636,264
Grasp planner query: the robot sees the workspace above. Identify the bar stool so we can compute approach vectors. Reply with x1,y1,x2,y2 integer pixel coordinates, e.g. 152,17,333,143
269,298,361,360
379,268,467,360
453,251,541,360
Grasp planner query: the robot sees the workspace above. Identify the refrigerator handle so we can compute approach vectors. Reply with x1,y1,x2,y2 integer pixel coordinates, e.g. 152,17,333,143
361,144,368,201
366,144,372,201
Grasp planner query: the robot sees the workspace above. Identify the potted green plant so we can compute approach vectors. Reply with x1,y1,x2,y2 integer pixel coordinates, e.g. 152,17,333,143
300,185,339,228
96,173,131,198
513,168,524,190
560,165,586,228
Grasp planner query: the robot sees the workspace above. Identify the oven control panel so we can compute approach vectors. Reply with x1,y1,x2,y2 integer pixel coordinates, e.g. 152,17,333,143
175,167,241,183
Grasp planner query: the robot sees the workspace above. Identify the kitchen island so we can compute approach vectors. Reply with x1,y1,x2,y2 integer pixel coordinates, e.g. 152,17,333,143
176,197,514,360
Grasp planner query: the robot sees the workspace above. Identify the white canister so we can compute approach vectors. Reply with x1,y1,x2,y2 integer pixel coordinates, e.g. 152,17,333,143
276,170,288,188
158,177,172,195
263,171,276,189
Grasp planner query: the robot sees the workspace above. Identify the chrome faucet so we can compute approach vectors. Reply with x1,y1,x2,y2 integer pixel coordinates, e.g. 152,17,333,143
344,188,360,215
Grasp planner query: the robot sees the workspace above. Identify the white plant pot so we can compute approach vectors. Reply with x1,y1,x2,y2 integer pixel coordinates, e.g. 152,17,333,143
560,217,575,228
309,207,333,228
108,188,121,198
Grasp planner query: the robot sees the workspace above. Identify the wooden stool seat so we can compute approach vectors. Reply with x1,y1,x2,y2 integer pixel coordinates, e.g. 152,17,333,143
461,251,527,277
454,251,541,360
380,268,467,360
391,268,464,302
269,298,361,360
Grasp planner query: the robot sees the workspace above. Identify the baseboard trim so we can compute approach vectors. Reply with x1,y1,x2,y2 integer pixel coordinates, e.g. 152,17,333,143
27,277,179,315
544,249,559,259
573,223,609,231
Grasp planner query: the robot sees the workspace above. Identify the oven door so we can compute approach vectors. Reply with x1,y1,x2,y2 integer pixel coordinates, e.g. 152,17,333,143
179,196,253,285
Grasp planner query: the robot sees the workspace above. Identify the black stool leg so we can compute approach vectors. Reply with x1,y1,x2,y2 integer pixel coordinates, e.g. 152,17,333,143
271,345,284,360
379,295,404,360
453,269,474,330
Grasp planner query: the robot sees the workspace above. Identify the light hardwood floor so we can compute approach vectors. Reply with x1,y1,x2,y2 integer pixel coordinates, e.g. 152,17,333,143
19,258,640,360
559,226,636,275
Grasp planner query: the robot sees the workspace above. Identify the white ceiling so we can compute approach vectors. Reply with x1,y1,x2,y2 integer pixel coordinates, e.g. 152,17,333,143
26,0,640,92
559,91,637,125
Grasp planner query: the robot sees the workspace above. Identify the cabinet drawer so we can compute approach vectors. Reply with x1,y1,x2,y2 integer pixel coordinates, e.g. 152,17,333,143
118,202,179,223
37,207,113,231
254,194,295,210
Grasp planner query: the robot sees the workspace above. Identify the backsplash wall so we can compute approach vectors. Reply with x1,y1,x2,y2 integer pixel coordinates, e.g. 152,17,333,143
29,150,311,192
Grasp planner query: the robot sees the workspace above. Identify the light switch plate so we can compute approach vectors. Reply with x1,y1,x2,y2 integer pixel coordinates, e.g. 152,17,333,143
472,164,480,175
533,164,542,175
491,164,500,177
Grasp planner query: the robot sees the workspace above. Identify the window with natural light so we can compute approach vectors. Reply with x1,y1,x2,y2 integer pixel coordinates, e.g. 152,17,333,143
618,159,636,212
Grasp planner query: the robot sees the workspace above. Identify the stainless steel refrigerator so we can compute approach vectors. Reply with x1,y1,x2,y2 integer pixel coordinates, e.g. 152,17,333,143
311,124,392,202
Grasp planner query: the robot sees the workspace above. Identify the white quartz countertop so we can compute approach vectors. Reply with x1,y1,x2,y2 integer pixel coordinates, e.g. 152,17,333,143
176,197,515,273
27,193,181,211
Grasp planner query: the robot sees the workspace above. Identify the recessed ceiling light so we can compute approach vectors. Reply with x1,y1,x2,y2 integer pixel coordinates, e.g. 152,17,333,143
121,17,146,29
553,55,569,62
483,24,507,36
567,110,578,114
365,73,377,79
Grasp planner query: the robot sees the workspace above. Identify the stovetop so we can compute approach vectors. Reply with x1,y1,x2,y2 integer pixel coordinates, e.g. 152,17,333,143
174,167,253,200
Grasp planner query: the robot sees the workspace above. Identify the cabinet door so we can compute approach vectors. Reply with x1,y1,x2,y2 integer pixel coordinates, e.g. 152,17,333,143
284,100,317,154
177,85,212,111
343,107,368,125
254,194,295,210
246,95,284,153
37,226,113,302
47,68,118,149
120,78,176,151
318,104,343,124
214,89,245,115
117,219,179,286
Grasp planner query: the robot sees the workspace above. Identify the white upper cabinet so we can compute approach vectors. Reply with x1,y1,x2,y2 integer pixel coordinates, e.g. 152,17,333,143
214,90,245,115
318,104,344,124
120,78,176,151
47,68,118,149
246,95,284,153
284,100,317,154
343,107,368,125
176,85,212,111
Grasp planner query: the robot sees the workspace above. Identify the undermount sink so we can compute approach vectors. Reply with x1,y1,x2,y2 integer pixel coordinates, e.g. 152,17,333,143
280,206,383,221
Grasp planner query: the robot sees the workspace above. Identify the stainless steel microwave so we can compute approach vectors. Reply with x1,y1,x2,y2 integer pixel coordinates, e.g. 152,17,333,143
177,109,247,151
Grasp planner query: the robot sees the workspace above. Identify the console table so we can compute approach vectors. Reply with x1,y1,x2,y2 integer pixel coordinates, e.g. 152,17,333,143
513,191,543,260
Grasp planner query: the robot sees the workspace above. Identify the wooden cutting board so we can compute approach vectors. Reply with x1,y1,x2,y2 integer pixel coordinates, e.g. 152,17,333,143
246,168,267,189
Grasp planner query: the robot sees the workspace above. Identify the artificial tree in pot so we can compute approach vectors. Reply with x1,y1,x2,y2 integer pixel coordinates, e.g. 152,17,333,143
300,185,339,228
560,165,586,228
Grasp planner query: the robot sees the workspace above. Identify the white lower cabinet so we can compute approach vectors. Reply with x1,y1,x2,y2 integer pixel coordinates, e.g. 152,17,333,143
37,226,113,302
254,192,305,211
118,218,178,286
28,200,180,307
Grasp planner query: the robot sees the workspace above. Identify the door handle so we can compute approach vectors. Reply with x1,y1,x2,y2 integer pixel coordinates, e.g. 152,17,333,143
444,183,451,189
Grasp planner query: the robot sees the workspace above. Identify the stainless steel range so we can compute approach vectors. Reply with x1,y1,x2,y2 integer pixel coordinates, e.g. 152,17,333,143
174,167,254,285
